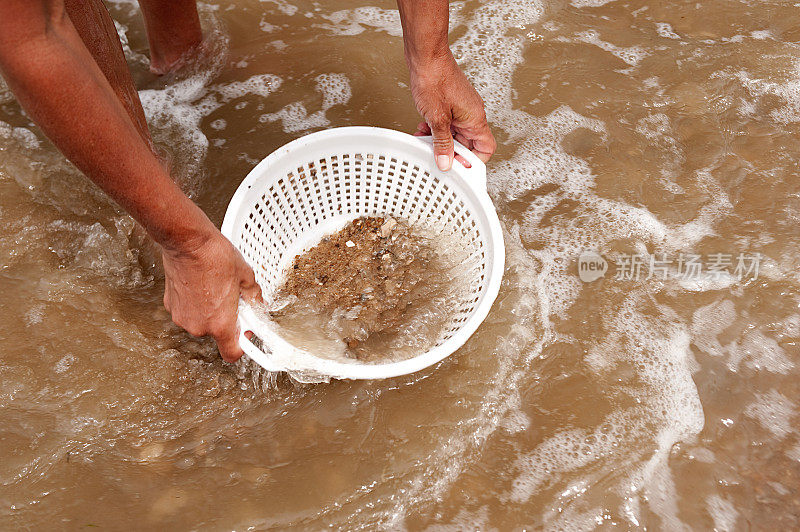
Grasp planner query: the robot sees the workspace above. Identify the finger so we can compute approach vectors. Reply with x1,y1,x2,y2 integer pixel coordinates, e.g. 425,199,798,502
473,148,493,164
178,320,204,338
452,133,473,168
428,114,454,171
215,326,244,363
239,262,263,303
469,121,497,163
454,132,472,149
415,121,431,136
242,283,262,304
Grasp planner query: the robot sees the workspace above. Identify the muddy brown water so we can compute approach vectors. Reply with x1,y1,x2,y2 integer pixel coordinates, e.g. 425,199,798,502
2,0,800,529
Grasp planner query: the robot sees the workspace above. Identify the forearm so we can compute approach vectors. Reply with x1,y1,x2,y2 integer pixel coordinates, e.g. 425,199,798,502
0,4,214,250
396,0,451,70
396,0,496,166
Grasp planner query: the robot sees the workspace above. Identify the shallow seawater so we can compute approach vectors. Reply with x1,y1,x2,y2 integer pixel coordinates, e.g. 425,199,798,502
1,0,799,529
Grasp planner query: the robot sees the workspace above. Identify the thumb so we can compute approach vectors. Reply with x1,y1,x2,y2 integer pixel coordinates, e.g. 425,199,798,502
238,261,263,304
216,327,244,363
428,115,454,171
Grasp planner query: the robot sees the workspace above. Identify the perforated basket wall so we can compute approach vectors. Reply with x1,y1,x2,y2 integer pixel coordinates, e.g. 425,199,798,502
223,127,504,375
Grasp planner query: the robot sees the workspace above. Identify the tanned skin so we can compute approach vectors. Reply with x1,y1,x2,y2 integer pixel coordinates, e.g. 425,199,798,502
0,0,494,363
0,0,258,361
138,0,203,74
397,0,496,170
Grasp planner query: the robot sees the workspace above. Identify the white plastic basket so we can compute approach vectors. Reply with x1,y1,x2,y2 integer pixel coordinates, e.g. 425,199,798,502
221,126,504,380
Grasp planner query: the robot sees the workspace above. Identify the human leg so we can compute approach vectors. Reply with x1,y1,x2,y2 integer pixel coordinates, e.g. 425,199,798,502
63,0,151,143
138,0,203,75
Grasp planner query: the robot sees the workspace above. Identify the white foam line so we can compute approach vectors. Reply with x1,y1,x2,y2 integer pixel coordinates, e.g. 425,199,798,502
362,0,703,525
744,389,795,440
258,73,350,134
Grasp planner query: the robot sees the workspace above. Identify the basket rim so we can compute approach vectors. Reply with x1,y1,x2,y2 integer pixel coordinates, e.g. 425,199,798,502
222,126,505,380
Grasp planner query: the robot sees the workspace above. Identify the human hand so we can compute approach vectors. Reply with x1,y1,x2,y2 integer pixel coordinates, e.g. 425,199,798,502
162,229,262,362
408,52,496,171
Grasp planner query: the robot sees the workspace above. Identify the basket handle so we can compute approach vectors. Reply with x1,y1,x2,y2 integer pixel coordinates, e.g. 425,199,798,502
415,135,488,189
237,303,284,372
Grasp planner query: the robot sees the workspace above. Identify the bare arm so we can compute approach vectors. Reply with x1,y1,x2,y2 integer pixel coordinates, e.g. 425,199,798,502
0,0,259,361
396,0,496,170
396,0,450,67
0,0,209,248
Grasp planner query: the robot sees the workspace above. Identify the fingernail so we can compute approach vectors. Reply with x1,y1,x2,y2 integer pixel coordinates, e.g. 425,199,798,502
436,155,451,171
